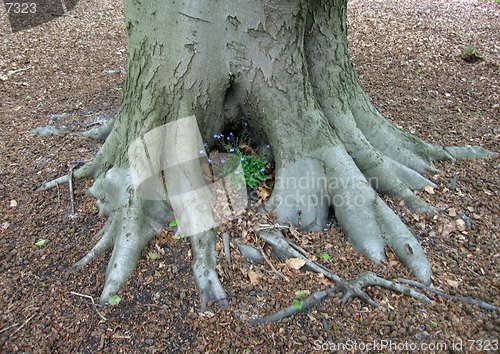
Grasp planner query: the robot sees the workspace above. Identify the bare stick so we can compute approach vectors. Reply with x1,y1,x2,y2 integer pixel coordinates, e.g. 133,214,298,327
0,66,32,81
0,322,19,334
70,291,108,321
257,245,288,281
68,162,85,215
221,232,232,266
69,165,76,215
9,313,37,337
397,278,500,311
56,183,60,205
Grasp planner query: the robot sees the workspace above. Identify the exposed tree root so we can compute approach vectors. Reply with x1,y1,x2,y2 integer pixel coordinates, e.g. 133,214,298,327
37,167,87,192
304,0,496,219
249,287,338,325
64,167,174,305
248,229,498,324
255,229,430,316
249,271,430,325
36,145,109,192
397,278,500,311
77,116,115,140
444,145,497,160
191,230,229,310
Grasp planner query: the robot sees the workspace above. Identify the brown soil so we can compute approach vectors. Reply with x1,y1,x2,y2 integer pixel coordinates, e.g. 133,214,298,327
1,0,499,353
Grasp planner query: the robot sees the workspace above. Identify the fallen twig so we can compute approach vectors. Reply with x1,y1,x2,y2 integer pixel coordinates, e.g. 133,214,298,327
397,278,500,311
68,162,85,215
9,313,37,337
103,69,127,75
0,66,32,81
70,291,107,321
321,316,335,347
0,322,19,334
257,245,288,281
221,232,232,266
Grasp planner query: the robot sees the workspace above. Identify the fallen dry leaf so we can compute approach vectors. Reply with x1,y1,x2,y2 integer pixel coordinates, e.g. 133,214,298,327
423,186,435,195
286,258,306,270
442,221,455,237
387,260,400,267
248,270,259,285
316,273,334,287
456,219,466,232
257,187,272,200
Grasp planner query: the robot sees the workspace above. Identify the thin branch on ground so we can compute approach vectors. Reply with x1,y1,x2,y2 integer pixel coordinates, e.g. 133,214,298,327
320,315,335,347
143,303,170,310
0,322,19,334
397,278,500,311
67,161,86,216
70,291,108,321
8,313,37,338
68,163,78,215
254,223,290,231
221,232,232,266
0,65,32,81
56,183,60,205
257,244,289,281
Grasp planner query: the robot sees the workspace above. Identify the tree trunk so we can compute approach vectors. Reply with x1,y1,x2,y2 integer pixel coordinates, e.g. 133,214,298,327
38,0,495,310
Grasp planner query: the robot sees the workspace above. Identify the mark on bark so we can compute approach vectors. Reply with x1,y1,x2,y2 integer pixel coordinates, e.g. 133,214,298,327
178,12,211,23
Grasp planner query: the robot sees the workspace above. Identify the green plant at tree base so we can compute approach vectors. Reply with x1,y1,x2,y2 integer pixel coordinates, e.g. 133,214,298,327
223,151,267,189
214,130,268,189
108,295,121,305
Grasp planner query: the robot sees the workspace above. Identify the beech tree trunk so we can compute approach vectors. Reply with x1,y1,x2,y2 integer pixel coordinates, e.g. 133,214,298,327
38,0,494,310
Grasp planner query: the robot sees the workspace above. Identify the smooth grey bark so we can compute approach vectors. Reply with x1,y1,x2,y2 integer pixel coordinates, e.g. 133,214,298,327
38,0,495,310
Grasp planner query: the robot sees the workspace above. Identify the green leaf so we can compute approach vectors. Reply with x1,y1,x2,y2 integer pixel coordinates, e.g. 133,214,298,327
318,253,330,260
35,239,46,247
292,299,302,310
108,295,121,305
148,252,159,260
172,234,181,240
169,219,179,227
295,291,306,300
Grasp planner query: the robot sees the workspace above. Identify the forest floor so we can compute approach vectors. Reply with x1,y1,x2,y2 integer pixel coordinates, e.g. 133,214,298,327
0,0,499,353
